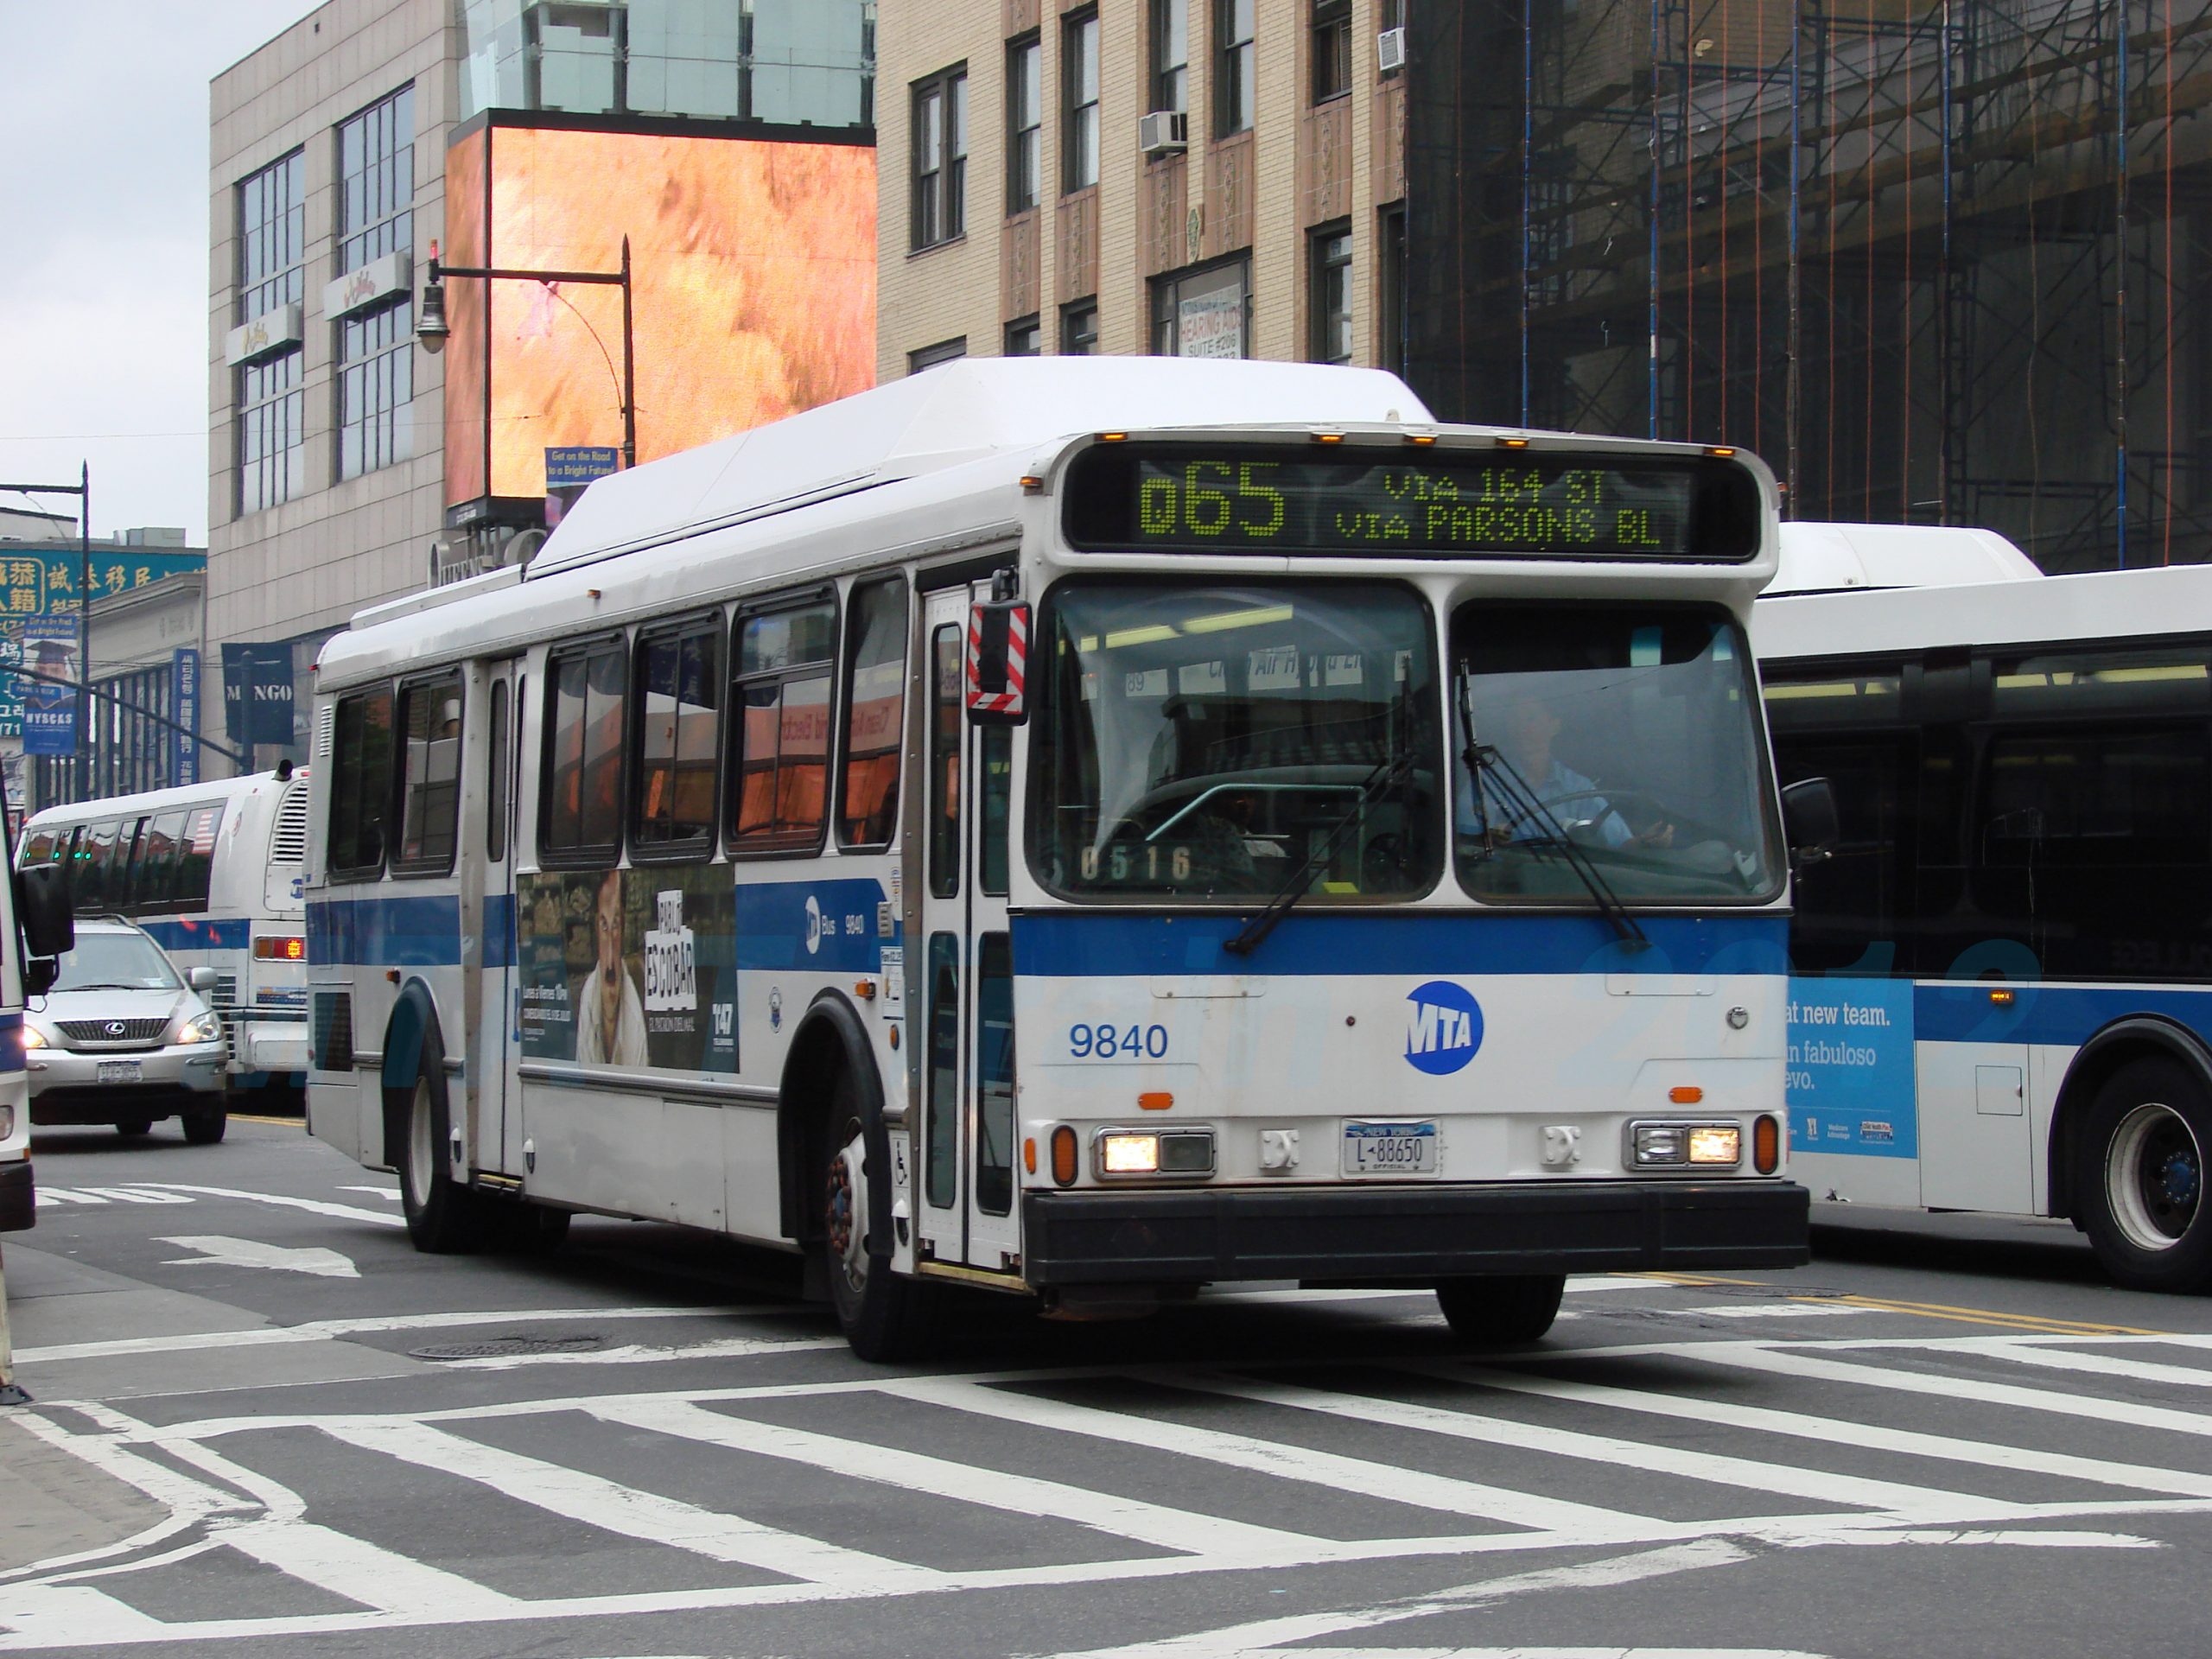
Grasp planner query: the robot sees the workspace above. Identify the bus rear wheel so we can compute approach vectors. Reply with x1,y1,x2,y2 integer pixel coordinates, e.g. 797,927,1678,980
822,1073,931,1363
2081,1057,2212,1293
1435,1274,1566,1345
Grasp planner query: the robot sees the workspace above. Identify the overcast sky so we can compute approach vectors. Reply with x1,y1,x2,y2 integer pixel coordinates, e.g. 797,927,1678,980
1,2,321,546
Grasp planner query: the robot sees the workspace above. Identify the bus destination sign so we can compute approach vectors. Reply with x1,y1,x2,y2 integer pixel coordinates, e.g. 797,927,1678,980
1064,444,1760,562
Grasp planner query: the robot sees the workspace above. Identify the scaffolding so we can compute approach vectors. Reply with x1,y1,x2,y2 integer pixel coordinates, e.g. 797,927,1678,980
1407,0,2212,569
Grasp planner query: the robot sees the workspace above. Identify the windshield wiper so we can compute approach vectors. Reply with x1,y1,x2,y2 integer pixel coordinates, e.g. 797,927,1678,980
1224,726,1418,959
1458,668,1649,951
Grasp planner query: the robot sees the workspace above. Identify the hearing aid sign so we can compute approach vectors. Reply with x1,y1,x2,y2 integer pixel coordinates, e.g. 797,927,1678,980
1786,978,1916,1158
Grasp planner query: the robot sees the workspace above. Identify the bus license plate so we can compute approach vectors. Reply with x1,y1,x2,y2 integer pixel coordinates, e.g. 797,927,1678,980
1342,1120,1438,1175
98,1060,143,1084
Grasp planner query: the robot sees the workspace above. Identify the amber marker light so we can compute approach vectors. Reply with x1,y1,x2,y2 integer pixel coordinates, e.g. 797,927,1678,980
1050,1126,1078,1186
1753,1115,1782,1174
1669,1084,1704,1105
1497,436,1531,448
1312,432,1344,444
1705,445,1738,457
1023,1138,1038,1175
1097,431,1128,442
1989,988,2016,1005
1138,1092,1174,1111
1404,433,1437,446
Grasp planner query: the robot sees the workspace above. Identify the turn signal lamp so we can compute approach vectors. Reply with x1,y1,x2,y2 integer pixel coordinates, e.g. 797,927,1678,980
1138,1092,1174,1111
1753,1114,1783,1174
1023,1137,1037,1175
1669,1085,1704,1105
254,935,306,962
1050,1126,1078,1186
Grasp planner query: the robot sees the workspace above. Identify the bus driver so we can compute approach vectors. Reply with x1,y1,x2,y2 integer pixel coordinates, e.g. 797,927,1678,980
1459,694,1674,851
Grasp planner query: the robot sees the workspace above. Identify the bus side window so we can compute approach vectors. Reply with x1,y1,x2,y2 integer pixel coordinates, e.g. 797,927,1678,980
632,619,722,861
543,639,626,864
395,672,465,875
175,806,221,908
329,687,397,877
928,625,962,897
728,596,836,853
115,817,149,915
77,820,118,912
975,933,1014,1216
839,578,908,849
136,811,187,912
980,725,1013,896
487,680,508,862
925,932,959,1209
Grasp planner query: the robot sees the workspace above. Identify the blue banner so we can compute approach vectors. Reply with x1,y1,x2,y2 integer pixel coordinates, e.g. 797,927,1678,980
174,647,200,785
223,641,295,747
1786,977,1918,1158
545,446,622,489
20,616,79,757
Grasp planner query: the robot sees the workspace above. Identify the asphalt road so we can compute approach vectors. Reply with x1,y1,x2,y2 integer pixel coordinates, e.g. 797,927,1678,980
5,1116,2211,1659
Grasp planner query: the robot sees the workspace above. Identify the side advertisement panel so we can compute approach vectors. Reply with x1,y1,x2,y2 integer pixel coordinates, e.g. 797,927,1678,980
1785,976,1917,1158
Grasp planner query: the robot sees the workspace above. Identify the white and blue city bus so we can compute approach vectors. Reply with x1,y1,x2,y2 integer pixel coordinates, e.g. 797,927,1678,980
305,359,1809,1358
1758,528,2212,1291
19,770,311,1103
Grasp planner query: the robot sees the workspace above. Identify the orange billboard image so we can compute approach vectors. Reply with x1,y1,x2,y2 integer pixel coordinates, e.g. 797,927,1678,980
442,121,877,506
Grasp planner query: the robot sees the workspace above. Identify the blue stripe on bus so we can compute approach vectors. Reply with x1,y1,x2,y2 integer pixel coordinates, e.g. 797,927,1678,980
137,917,251,952
1916,981,2212,1050
0,1012,21,1075
307,895,464,968
1007,912,1789,979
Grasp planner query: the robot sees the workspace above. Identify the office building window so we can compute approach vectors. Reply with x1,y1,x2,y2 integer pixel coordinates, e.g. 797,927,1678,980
912,66,967,250
911,337,968,372
1310,222,1352,364
1313,0,1351,101
1007,35,1041,212
1152,258,1249,358
1005,316,1041,355
1151,0,1188,112
235,150,305,516
1379,204,1407,374
1064,10,1099,193
334,86,416,482
1215,0,1255,136
1062,300,1099,355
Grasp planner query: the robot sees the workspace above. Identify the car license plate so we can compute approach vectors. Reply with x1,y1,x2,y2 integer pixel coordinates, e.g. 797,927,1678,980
1342,1120,1438,1175
98,1060,143,1084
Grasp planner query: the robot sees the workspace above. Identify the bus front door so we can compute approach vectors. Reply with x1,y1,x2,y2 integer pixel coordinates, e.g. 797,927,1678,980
473,662,522,1177
916,583,1019,1275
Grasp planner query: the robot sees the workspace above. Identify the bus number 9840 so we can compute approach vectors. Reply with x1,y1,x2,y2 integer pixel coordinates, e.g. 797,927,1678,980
1069,1023,1171,1060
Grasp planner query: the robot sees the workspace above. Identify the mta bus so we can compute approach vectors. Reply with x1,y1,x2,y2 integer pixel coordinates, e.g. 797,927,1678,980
19,771,311,1103
1758,528,2212,1291
305,359,1811,1357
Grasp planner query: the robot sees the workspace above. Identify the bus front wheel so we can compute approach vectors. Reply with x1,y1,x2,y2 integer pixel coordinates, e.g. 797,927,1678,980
2081,1057,2212,1293
822,1072,932,1363
1435,1274,1566,1345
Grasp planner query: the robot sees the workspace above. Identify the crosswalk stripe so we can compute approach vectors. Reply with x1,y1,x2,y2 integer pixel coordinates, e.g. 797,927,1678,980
75,1187,194,1205
1177,1372,2001,1520
215,1518,521,1618
1444,1363,2212,1497
891,1375,1654,1539
0,1585,168,1643
316,1419,940,1589
587,1396,1319,1559
1678,1344,2212,1441
31,1188,108,1205
1945,1339,2212,1389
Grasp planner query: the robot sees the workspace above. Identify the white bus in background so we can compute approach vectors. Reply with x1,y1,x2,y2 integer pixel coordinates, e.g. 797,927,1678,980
18,770,311,1103
305,358,1813,1359
1758,527,2212,1291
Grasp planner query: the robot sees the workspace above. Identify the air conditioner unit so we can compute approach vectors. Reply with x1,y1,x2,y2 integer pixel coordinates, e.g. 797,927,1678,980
1139,110,1189,155
1376,27,1407,73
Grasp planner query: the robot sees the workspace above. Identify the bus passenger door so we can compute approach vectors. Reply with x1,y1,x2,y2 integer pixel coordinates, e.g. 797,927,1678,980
474,663,521,1175
916,584,1020,1274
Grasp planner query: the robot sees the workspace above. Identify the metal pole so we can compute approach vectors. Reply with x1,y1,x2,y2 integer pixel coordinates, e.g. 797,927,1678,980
1787,0,1803,513
2114,0,2131,568
620,236,637,470
77,463,90,804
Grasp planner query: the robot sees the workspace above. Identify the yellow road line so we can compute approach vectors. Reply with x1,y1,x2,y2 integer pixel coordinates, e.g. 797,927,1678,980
230,1114,306,1127
1630,1270,2165,1336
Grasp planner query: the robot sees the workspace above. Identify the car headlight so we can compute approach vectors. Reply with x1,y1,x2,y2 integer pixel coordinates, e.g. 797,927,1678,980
20,1024,47,1050
175,1012,224,1046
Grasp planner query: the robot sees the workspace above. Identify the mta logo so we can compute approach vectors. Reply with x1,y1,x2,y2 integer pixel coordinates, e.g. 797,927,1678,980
1404,980,1484,1076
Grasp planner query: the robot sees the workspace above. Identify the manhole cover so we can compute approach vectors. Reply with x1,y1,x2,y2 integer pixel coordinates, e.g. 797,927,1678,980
409,1334,605,1362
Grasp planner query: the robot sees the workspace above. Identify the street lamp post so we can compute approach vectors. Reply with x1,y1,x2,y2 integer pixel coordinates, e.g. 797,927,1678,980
416,235,636,472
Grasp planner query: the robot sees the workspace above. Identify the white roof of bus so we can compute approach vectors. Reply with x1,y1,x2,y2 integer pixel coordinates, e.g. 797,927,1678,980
22,769,296,830
528,357,1435,580
1756,560,2212,661
1768,521,2041,594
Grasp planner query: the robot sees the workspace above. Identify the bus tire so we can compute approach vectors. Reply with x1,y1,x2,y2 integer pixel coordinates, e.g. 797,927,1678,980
114,1118,152,1139
181,1109,227,1147
1434,1274,1566,1345
396,1058,491,1254
822,1069,932,1363
2079,1056,2212,1293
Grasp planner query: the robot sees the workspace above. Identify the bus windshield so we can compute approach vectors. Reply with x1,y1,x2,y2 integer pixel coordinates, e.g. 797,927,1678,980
1031,580,1440,900
1454,602,1780,904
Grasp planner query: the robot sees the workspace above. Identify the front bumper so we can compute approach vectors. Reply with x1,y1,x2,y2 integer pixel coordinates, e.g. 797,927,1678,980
0,1159,30,1232
1020,1178,1809,1286
29,1041,227,1124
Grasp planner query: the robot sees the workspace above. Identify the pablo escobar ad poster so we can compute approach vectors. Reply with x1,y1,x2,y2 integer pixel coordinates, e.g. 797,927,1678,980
517,868,737,1072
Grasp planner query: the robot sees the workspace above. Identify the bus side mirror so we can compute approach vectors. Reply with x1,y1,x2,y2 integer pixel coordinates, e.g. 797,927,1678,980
966,599,1030,726
16,861,73,965
1780,777,1839,873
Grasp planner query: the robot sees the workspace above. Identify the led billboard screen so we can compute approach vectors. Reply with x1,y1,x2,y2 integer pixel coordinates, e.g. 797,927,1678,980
443,121,877,508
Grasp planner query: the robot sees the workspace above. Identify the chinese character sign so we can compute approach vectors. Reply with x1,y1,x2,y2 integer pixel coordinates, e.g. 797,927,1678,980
0,548,203,740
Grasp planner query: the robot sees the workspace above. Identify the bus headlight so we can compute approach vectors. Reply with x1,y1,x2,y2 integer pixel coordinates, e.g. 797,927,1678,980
175,1012,225,1046
1630,1121,1741,1167
1095,1128,1215,1179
